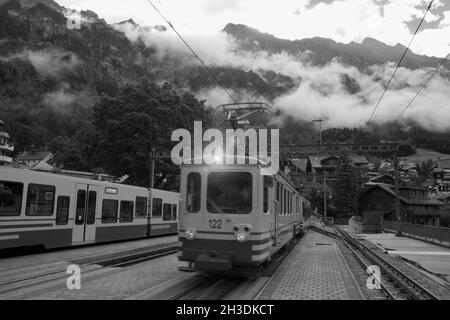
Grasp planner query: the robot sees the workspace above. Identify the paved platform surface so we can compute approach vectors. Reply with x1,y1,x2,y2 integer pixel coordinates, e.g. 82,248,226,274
258,230,364,300
0,235,177,281
358,232,450,282
0,253,185,300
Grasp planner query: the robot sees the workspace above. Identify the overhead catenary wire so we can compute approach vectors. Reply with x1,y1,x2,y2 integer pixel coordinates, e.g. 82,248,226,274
366,0,435,125
145,0,237,103
395,51,450,121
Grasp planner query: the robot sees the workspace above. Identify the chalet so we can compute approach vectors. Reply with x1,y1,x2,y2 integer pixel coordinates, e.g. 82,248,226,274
16,146,53,168
360,184,443,226
347,154,369,169
308,154,339,183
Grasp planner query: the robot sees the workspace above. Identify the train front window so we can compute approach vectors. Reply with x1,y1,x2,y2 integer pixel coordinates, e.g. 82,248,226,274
207,172,252,214
186,173,201,213
0,181,23,216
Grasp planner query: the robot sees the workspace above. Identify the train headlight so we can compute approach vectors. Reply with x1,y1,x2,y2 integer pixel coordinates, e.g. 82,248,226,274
236,232,247,242
186,228,196,240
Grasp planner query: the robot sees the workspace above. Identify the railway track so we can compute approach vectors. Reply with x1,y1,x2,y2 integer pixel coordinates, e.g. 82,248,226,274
169,277,244,300
0,243,178,296
310,225,440,300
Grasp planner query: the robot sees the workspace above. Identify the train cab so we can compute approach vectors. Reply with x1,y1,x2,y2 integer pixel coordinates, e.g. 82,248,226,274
177,157,305,274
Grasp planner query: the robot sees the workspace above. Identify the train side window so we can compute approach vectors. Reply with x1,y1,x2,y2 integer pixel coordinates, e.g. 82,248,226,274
75,190,86,225
120,201,134,223
102,199,118,223
186,173,201,213
263,178,271,215
152,198,162,217
275,182,279,201
26,184,55,216
56,196,70,225
172,204,178,221
136,197,147,217
289,192,292,215
86,191,97,225
0,181,23,216
163,203,171,221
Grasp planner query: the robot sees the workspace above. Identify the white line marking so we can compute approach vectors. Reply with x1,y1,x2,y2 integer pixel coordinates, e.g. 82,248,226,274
0,235,19,241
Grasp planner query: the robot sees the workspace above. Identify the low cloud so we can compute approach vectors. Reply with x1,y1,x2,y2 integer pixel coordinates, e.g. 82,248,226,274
14,49,80,77
115,22,450,132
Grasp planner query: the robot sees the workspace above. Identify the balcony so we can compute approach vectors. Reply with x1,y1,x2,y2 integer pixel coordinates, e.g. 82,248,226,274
0,155,12,163
0,144,14,152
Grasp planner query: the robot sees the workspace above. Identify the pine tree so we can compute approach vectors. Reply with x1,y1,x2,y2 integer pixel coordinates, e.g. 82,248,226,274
331,156,360,218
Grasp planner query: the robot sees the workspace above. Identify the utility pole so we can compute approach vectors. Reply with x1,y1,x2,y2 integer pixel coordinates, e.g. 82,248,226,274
312,118,326,218
393,153,401,222
149,148,155,189
312,118,324,153
323,174,327,218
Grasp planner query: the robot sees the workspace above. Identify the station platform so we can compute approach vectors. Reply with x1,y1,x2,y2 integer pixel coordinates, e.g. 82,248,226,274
0,235,177,282
258,230,364,300
356,231,450,283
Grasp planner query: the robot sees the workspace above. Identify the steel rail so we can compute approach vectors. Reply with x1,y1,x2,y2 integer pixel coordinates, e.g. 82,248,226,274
335,226,440,300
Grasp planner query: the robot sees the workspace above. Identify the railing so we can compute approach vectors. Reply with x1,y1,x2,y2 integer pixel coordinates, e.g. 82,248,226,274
383,221,450,247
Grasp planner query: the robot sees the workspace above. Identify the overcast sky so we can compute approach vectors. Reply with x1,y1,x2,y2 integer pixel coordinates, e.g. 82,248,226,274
58,0,450,57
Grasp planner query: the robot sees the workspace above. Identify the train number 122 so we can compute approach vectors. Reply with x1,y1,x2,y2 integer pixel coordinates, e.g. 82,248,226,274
209,219,222,229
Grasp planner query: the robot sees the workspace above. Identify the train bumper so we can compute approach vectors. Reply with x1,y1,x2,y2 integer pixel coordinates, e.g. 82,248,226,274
195,253,232,271
178,236,271,272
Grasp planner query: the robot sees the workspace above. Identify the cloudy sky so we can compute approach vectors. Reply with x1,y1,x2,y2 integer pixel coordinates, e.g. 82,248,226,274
58,0,449,57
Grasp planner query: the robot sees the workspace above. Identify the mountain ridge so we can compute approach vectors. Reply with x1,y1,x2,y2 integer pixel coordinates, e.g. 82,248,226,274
223,23,445,70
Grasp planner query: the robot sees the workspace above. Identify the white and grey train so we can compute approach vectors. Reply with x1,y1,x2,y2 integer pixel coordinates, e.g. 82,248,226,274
0,167,179,250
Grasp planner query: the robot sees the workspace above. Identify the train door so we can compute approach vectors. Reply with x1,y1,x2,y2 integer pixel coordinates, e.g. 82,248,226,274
72,184,98,244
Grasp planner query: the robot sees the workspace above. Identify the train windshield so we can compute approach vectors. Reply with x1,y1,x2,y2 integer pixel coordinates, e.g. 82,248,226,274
207,172,252,214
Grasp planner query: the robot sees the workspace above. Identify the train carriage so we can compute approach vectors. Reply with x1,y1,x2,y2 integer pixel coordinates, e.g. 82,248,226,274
0,167,179,251
178,156,307,274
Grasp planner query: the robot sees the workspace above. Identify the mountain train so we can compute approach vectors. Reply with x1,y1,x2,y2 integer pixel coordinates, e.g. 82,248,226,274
177,156,310,275
0,167,179,251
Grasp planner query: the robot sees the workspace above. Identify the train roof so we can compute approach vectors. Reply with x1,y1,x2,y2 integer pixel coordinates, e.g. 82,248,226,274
181,155,298,193
0,166,147,191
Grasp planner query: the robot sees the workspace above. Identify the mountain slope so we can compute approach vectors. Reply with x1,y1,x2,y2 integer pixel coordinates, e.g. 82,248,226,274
223,23,447,71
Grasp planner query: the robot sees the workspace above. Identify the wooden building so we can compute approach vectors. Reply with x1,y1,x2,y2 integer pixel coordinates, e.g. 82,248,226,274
360,184,442,226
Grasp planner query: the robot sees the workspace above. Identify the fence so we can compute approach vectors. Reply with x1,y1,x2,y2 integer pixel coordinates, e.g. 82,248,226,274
383,221,450,247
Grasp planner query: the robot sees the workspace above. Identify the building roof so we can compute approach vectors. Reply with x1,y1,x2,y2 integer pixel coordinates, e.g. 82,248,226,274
370,174,395,183
362,183,443,206
291,158,309,172
18,151,52,161
347,154,369,165
308,155,339,169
